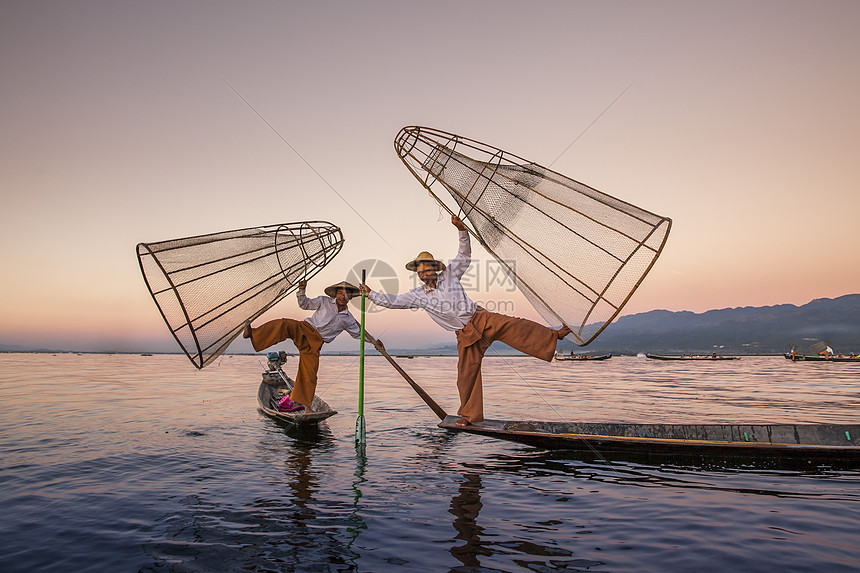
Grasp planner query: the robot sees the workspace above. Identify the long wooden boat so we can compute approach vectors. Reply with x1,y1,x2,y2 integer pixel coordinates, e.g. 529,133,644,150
555,353,612,361
646,353,739,361
256,355,337,424
438,416,860,461
784,352,860,363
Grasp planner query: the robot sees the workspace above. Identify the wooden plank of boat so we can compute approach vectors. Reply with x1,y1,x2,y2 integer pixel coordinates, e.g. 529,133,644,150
257,375,337,424
646,353,739,361
784,353,860,363
438,416,860,459
556,353,612,361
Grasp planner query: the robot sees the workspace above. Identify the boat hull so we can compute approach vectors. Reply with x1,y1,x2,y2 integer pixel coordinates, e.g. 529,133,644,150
438,416,860,461
257,374,337,424
556,354,612,361
646,353,738,361
784,353,860,362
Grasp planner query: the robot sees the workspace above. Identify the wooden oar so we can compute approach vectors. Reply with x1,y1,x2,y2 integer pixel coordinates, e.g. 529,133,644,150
371,341,448,421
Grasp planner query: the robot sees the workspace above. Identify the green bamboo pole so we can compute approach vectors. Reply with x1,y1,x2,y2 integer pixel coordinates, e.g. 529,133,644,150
355,269,367,444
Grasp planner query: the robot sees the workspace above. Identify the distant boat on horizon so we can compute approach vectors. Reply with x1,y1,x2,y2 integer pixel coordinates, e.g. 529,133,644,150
645,353,739,361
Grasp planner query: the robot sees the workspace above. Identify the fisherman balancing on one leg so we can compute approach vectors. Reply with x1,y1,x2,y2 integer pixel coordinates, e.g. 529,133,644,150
359,215,570,427
244,280,381,413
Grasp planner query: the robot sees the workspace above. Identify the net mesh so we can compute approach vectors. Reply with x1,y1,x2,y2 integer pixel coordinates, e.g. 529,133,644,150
394,126,671,345
137,222,344,368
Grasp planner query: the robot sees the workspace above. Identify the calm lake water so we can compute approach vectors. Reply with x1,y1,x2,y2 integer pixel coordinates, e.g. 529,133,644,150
2,352,860,572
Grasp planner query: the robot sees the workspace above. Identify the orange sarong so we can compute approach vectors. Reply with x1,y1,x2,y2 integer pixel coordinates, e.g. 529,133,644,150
249,318,323,407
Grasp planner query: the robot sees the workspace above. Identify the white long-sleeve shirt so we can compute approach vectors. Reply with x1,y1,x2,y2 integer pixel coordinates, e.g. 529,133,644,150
368,230,478,331
297,290,361,343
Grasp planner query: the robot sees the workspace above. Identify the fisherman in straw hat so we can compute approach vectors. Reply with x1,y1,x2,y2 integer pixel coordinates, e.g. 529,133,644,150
359,215,571,427
244,280,381,413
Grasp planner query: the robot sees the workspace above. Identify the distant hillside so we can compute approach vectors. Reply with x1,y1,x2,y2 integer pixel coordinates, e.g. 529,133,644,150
336,294,860,356
558,294,860,355
0,343,64,353
4,295,857,356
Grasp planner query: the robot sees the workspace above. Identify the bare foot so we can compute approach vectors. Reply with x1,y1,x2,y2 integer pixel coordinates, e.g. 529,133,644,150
455,417,470,427
294,398,314,414
242,322,252,339
556,325,572,340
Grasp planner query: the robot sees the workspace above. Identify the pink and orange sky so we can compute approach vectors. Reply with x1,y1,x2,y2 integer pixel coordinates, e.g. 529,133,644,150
2,1,858,353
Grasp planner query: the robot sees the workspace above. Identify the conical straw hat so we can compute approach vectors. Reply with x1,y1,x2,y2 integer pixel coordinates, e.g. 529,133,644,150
405,251,446,272
324,281,360,299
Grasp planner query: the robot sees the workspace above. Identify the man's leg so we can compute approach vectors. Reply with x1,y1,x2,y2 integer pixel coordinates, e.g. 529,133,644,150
480,311,558,362
246,319,323,409
288,322,324,409
246,318,304,352
452,310,562,426
291,347,322,408
455,335,490,425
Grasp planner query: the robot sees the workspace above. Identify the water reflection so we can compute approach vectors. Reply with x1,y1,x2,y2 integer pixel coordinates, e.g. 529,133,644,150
9,353,860,572
143,419,366,571
255,421,363,566
347,445,368,569
532,447,860,481
470,447,860,502
432,438,860,572
446,470,605,572
448,473,485,569
278,435,320,515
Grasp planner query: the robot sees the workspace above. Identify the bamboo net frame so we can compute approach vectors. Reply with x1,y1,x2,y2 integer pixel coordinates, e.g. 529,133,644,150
137,221,344,368
394,126,671,346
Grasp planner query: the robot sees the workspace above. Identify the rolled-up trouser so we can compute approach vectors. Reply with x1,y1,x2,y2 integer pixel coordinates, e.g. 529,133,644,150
249,318,323,407
454,308,557,423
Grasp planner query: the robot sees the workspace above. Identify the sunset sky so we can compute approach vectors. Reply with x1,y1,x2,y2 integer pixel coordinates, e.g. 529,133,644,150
2,1,858,354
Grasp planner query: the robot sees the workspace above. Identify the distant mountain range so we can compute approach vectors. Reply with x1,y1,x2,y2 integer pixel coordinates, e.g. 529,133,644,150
381,294,860,356
3,294,858,356
0,343,64,353
557,293,860,355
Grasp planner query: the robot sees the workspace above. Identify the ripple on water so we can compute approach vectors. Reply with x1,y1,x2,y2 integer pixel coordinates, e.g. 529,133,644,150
2,354,860,572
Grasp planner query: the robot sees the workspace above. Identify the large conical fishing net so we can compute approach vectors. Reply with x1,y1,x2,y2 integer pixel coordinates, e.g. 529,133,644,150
394,126,671,345
137,222,344,368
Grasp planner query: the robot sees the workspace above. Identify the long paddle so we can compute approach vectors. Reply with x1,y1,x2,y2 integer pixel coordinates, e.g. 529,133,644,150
371,342,448,421
356,269,367,445
357,281,448,421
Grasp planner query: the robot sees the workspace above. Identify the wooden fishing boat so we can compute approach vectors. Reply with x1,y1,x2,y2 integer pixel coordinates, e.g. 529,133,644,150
646,353,738,361
555,353,612,361
438,416,860,461
340,346,860,465
256,353,337,424
784,353,860,363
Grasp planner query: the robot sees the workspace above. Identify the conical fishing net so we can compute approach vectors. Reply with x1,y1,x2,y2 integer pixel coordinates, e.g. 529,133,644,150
394,126,671,345
137,222,344,368
807,340,831,354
